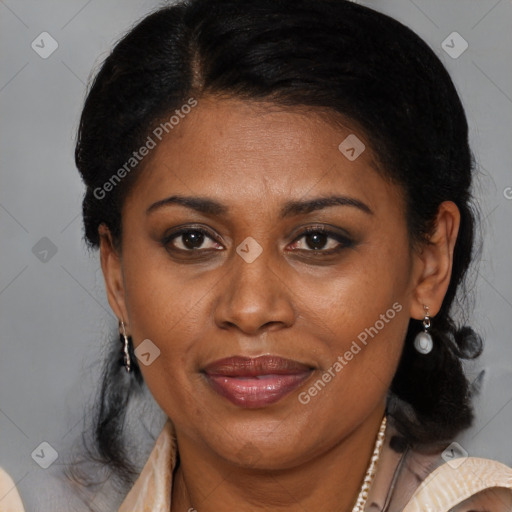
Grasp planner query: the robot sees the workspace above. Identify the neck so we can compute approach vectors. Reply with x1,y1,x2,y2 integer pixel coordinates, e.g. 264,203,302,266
171,406,386,512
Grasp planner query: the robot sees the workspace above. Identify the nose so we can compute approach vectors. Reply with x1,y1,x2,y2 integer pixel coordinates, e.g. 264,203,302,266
213,243,296,335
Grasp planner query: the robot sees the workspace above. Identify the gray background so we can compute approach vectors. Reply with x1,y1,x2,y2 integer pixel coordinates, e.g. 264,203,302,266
1,0,511,510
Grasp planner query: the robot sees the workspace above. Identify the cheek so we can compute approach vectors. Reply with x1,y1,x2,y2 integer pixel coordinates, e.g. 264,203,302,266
119,250,202,396
121,242,205,341
312,245,410,342
296,285,408,430
305,241,411,391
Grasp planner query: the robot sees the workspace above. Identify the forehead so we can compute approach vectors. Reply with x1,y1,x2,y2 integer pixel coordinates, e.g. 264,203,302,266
124,96,402,218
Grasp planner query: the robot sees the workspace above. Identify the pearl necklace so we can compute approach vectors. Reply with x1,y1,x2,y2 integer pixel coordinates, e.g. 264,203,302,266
351,415,388,512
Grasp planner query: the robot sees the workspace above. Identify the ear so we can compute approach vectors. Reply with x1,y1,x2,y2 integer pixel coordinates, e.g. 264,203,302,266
410,201,461,320
98,224,129,325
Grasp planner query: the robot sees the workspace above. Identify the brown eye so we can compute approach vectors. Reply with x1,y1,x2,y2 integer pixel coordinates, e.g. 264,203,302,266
289,226,354,254
162,227,223,252
302,231,331,250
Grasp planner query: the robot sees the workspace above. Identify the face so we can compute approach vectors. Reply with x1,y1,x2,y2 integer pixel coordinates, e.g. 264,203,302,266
100,96,448,469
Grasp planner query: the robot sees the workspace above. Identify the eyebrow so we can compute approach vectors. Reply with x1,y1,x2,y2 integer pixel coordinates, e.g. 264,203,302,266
146,194,373,217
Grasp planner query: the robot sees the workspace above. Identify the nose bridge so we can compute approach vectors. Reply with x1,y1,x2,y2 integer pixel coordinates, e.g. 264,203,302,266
231,236,276,304
214,236,293,333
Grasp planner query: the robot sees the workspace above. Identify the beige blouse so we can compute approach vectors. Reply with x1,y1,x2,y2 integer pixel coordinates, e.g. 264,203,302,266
118,418,512,512
2,419,512,512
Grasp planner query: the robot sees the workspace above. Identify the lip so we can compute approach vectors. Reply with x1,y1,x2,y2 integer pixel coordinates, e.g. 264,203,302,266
202,355,314,408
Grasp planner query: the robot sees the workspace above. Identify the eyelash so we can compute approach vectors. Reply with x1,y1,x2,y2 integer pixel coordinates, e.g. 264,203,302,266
293,226,354,254
161,225,353,256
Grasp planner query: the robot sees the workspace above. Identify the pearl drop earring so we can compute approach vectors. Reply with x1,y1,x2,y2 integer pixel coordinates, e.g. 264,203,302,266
414,305,433,354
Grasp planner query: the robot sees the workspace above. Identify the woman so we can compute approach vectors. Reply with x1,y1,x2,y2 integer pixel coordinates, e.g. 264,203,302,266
68,0,512,510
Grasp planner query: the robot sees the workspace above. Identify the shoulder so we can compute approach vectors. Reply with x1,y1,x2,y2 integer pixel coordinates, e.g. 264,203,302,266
0,466,25,512
403,456,512,512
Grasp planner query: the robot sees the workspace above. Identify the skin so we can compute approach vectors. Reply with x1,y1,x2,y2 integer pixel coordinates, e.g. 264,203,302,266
99,96,460,511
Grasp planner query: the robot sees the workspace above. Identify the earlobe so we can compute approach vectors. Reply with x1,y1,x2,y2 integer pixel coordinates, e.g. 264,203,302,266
410,201,461,320
98,224,129,322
